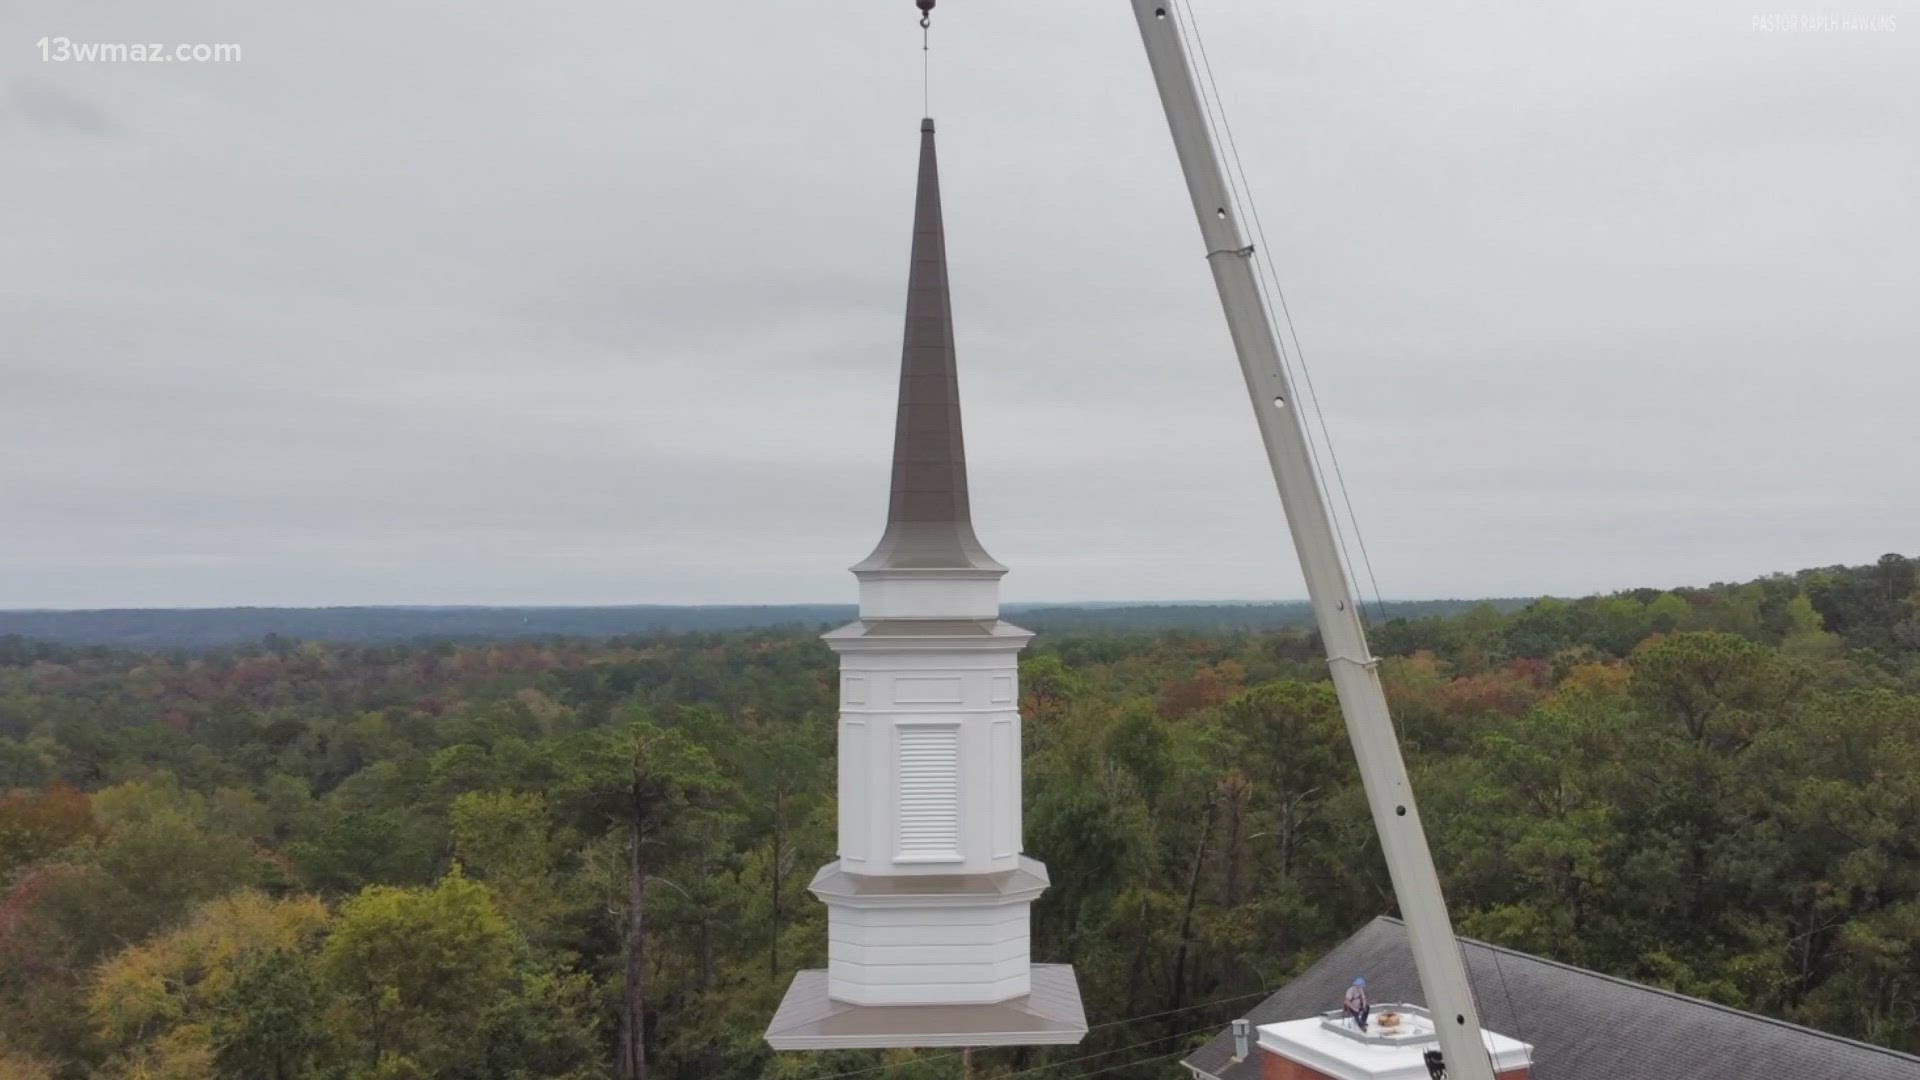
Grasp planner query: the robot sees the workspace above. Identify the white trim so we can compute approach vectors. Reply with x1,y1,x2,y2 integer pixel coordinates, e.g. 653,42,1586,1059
991,719,1015,858
840,721,867,863
894,676,965,704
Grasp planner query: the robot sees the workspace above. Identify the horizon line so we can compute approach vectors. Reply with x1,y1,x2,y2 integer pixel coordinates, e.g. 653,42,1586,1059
0,596,1548,615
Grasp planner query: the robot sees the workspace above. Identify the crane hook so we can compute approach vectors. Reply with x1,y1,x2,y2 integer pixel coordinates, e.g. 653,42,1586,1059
918,0,934,29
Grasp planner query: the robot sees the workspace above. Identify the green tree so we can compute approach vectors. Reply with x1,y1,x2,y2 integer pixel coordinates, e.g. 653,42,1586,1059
1451,681,1631,956
555,719,727,1080
318,870,518,1076
1646,592,1692,633
1781,593,1843,659
89,891,330,1080
1219,681,1350,881
450,790,564,935
1629,632,1785,752
210,950,327,1080
480,968,609,1080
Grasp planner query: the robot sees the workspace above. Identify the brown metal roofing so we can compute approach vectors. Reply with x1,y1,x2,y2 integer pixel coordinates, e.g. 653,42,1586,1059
852,119,1004,575
1184,916,1920,1080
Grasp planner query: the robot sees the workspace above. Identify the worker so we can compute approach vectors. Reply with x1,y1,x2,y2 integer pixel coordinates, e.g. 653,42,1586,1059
1343,977,1370,1032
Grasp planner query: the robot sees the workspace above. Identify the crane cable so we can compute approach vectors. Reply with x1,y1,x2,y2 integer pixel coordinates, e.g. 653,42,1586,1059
1170,0,1392,629
918,0,934,115
1171,22,1520,1077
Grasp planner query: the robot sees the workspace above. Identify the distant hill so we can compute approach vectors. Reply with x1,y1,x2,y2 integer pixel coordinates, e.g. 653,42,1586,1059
0,599,1532,649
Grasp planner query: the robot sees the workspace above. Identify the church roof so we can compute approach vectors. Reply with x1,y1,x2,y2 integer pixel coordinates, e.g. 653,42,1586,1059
1184,916,1920,1080
853,119,1004,575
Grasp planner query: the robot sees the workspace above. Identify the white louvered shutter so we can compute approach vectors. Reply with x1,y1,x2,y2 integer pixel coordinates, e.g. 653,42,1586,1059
897,727,961,859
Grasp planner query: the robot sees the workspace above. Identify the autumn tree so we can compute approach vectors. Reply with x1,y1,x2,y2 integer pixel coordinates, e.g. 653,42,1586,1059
89,891,330,1079
0,784,97,876
317,870,518,1076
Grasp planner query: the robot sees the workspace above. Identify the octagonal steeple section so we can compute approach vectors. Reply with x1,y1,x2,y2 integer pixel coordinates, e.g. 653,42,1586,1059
852,119,1007,623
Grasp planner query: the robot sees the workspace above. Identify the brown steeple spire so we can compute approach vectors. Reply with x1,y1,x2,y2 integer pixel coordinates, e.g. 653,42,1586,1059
854,119,1004,575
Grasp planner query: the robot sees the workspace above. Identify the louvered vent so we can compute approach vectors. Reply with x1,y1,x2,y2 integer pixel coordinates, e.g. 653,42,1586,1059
897,726,961,859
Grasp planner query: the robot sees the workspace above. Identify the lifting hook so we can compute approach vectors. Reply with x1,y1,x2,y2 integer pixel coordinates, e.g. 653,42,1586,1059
918,0,934,29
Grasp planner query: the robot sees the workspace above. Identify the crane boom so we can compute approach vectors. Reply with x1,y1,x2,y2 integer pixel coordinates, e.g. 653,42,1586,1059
1126,6,1497,1078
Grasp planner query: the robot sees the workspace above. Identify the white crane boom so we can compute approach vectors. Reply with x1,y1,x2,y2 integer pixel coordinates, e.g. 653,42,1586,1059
1126,5,1496,1078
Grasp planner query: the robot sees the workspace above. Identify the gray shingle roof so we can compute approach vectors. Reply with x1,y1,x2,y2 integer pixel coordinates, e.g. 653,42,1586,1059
1184,916,1920,1080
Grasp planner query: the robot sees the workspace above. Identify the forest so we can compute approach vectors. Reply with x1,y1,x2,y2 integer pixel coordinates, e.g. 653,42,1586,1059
0,600,1532,649
1,554,1916,1079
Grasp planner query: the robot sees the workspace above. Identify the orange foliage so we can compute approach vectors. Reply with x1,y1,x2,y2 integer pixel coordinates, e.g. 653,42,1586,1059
1383,652,1552,744
1559,661,1631,697
0,862,91,959
0,785,99,876
1157,660,1249,719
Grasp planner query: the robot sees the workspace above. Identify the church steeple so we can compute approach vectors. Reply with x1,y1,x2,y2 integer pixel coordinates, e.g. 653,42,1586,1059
764,116,1084,1052
854,119,1005,575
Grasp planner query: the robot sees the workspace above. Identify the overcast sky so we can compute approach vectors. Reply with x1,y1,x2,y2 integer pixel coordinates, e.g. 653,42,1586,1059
3,1,1916,609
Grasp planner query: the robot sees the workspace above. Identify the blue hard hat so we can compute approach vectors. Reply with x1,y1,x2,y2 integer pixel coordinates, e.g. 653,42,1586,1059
1354,977,1367,987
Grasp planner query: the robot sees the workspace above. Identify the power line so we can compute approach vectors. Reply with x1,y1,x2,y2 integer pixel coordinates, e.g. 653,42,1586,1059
986,1017,1239,1080
1000,1044,1202,1080
801,986,1274,1080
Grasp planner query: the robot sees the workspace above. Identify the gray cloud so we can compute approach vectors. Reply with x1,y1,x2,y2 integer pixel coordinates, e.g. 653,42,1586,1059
7,77,117,135
2,0,1916,608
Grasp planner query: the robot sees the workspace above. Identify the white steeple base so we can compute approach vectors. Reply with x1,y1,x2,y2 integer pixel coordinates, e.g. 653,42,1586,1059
817,857,1048,1006
765,966,1086,1050
764,615,1087,1049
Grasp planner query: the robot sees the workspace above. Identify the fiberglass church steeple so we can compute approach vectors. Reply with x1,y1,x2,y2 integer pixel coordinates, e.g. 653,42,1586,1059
764,119,1087,1051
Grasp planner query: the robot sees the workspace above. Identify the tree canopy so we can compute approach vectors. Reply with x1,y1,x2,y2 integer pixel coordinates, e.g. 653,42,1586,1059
0,553,1916,1076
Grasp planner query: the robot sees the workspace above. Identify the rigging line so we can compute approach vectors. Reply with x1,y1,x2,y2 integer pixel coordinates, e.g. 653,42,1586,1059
1449,939,1506,1080
1488,943,1531,1078
1168,1,1372,630
1174,0,1392,628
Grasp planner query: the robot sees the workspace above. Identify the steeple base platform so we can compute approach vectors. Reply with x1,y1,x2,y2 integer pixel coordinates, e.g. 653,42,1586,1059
764,965,1087,1050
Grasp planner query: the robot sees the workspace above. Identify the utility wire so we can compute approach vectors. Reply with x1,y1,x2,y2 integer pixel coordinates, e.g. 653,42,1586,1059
998,1042,1206,1080
964,1016,1237,1080
1172,0,1392,629
800,986,1275,1080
